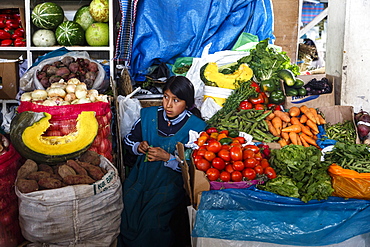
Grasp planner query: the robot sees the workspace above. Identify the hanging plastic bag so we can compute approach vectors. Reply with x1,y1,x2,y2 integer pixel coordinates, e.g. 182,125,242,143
118,87,142,139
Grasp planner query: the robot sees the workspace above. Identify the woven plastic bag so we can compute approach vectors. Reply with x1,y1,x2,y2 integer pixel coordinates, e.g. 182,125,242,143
328,164,370,200
16,101,113,161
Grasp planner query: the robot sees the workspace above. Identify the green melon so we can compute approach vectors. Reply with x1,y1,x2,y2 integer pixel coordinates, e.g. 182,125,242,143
32,2,64,30
55,21,85,46
73,5,96,31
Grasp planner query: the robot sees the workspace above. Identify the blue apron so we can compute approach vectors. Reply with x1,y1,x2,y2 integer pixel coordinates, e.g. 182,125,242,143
121,106,206,247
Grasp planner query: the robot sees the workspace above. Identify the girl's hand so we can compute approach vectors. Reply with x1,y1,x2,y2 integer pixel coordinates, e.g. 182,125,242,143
138,141,150,154
146,147,170,162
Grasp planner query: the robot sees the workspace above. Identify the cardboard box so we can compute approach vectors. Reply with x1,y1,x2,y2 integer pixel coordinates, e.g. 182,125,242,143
318,105,360,144
284,74,335,109
0,62,19,99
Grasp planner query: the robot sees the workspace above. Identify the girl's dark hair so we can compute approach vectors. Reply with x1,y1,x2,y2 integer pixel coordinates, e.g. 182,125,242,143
163,76,202,119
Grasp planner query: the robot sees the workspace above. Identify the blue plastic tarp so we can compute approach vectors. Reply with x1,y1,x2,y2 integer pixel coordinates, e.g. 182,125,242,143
130,0,274,80
192,187,370,246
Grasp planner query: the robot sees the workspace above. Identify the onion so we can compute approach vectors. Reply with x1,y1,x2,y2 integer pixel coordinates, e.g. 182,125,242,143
31,89,48,100
64,93,77,102
87,89,99,102
50,82,67,89
75,89,87,99
67,78,81,85
42,99,58,106
76,83,87,91
96,94,109,102
47,88,67,98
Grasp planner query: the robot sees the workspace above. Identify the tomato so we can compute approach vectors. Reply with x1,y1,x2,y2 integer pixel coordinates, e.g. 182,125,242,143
192,149,198,159
239,100,253,110
242,149,255,160
231,171,243,182
264,166,277,179
244,157,257,168
254,165,264,175
242,168,256,180
197,149,206,156
218,149,231,162
260,158,270,169
221,144,230,150
230,141,242,148
206,168,220,181
219,130,229,136
254,103,265,110
212,157,225,170
206,127,218,134
225,164,234,173
232,160,245,171
204,151,216,162
233,136,245,144
244,145,260,154
254,152,263,161
206,140,222,153
219,171,231,182
195,158,211,171
230,146,243,161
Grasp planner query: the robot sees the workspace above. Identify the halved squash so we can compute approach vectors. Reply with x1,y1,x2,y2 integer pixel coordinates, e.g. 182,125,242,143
10,111,98,163
200,62,253,89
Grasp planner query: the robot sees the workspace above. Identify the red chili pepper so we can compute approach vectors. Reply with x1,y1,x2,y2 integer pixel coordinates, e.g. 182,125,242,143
5,19,19,29
11,27,24,39
249,93,265,105
0,17,6,29
1,39,13,46
250,81,261,93
14,37,26,47
0,30,11,40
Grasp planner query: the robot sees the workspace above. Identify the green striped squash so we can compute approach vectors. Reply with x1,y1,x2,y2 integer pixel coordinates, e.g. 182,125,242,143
31,2,64,30
55,21,85,46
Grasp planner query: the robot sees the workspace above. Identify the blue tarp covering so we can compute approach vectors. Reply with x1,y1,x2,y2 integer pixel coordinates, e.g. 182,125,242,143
130,0,274,80
192,187,370,246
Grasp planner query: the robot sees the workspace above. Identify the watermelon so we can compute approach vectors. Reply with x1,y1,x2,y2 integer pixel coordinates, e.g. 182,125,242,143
31,2,64,30
55,21,85,46
73,6,95,31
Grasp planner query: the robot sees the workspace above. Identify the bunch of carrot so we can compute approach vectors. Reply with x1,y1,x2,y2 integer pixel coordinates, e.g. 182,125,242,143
264,105,326,148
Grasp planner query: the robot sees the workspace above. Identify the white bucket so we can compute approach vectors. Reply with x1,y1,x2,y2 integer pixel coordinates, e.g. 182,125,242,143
203,86,233,106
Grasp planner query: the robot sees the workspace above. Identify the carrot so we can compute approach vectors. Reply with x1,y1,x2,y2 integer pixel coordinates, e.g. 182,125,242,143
265,120,279,137
297,134,303,145
274,110,291,123
300,133,318,147
300,105,317,124
265,111,275,121
290,117,303,126
309,108,321,124
300,134,310,147
278,138,288,147
281,124,302,133
271,117,283,135
281,132,290,142
301,125,314,137
299,114,308,124
306,119,319,133
289,107,300,117
289,132,299,145
282,121,288,129
317,114,326,124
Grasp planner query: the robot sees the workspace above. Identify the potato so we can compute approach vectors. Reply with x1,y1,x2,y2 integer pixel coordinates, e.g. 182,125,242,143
27,171,51,181
38,177,63,189
58,164,77,178
16,178,39,193
77,161,104,180
38,164,54,174
66,160,88,176
17,159,38,179
79,150,100,166
63,175,95,185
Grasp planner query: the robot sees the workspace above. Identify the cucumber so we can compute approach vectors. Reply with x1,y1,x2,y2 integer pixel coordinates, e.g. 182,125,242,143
293,78,305,88
277,69,295,86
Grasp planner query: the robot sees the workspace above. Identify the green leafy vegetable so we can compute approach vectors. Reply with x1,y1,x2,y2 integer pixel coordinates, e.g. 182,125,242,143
258,145,333,202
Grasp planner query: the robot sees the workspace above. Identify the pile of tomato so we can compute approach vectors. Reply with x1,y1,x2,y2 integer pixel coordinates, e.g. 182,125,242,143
0,9,25,47
193,128,277,182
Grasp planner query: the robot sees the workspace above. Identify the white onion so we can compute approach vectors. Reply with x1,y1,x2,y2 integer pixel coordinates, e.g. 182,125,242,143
65,84,76,93
75,83,87,91
75,89,87,99
47,88,67,98
20,92,32,101
42,99,57,106
50,82,67,89
67,78,81,85
64,93,77,102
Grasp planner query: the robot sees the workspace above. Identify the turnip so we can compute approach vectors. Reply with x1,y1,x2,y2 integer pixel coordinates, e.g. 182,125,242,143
69,62,79,73
357,124,370,141
88,62,98,72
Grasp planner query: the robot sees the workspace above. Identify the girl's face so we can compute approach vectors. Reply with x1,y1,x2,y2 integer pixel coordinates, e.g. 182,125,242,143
163,89,187,118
